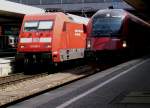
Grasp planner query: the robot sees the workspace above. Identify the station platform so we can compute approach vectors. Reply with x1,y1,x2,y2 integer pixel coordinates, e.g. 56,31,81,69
7,55,150,108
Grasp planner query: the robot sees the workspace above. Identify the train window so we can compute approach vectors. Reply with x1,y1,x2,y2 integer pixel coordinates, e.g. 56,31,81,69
24,21,38,31
24,20,53,32
92,17,122,37
24,22,38,27
38,21,53,30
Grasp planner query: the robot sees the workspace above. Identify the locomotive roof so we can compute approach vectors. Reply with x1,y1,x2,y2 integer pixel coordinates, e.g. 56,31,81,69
24,12,89,25
93,9,127,18
24,12,71,23
24,12,66,17
92,9,150,28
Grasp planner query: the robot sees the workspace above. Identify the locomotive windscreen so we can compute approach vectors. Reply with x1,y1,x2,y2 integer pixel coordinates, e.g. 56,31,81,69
24,20,53,32
92,17,122,37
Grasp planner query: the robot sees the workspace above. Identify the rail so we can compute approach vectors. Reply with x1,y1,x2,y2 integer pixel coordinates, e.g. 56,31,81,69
0,73,48,87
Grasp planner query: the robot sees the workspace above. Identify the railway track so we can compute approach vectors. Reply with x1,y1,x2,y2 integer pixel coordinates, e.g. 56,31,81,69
0,64,94,107
0,73,48,87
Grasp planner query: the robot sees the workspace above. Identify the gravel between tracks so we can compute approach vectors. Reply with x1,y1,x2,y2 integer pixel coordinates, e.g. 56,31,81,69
0,65,93,106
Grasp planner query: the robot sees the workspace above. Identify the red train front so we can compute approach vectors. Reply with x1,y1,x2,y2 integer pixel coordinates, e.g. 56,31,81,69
86,9,150,59
15,12,88,72
86,9,127,58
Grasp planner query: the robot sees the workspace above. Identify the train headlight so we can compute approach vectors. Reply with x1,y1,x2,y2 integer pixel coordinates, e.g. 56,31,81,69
53,51,58,55
20,45,25,48
123,41,127,48
46,45,51,48
87,40,91,48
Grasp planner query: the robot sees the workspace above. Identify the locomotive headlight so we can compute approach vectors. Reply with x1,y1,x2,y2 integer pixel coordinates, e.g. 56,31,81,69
20,45,25,48
47,45,51,48
123,41,127,48
87,40,91,48
53,51,58,55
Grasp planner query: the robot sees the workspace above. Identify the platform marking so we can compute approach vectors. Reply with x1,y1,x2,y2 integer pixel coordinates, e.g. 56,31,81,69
56,59,149,108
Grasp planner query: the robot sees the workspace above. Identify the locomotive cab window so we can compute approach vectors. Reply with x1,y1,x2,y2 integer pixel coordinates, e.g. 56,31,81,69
24,20,53,32
92,16,122,37
24,21,38,32
38,21,53,30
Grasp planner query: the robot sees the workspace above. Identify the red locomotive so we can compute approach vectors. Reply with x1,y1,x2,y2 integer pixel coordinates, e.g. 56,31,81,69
15,12,89,72
86,9,150,59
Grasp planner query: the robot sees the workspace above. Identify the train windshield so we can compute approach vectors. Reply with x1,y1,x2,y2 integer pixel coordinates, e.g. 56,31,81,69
92,17,122,37
24,21,53,32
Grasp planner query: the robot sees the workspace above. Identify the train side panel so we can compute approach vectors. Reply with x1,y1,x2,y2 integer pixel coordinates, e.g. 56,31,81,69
51,13,70,63
54,22,86,62
125,16,150,55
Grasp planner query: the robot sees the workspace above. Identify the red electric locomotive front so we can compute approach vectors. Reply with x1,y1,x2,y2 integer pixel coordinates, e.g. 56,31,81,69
15,12,88,72
86,9,150,59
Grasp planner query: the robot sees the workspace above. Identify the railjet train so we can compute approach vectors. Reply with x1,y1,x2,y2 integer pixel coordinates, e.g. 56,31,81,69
15,12,89,71
86,9,150,59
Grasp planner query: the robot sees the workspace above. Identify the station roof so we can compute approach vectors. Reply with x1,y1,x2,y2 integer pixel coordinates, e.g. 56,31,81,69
124,0,150,18
0,0,45,23
124,0,149,12
0,0,44,15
